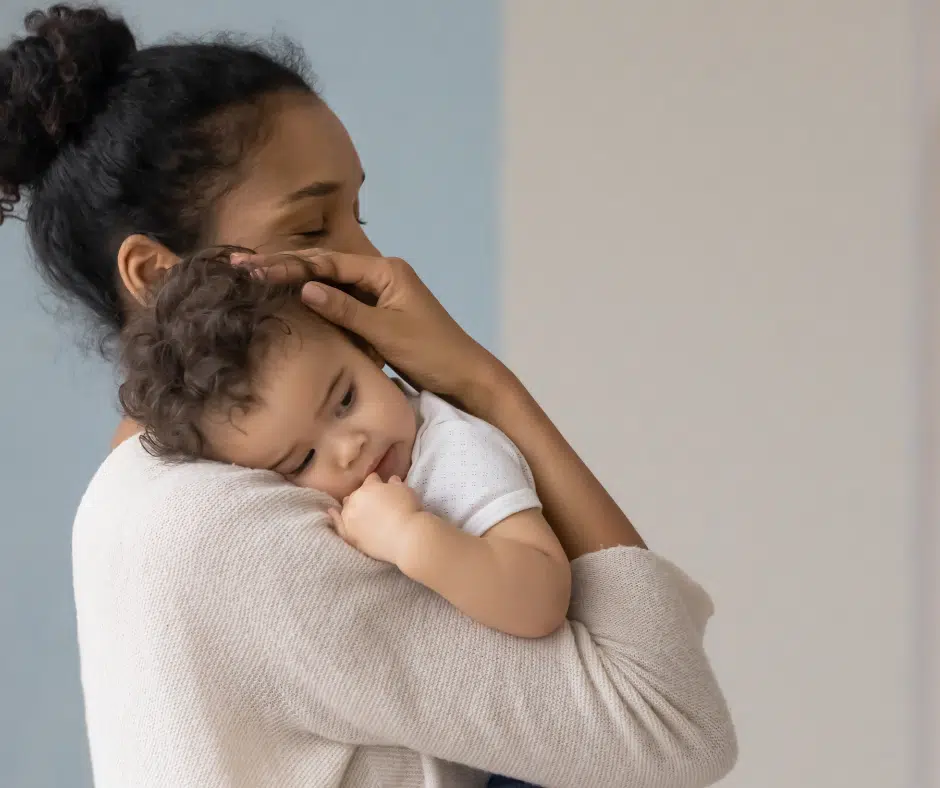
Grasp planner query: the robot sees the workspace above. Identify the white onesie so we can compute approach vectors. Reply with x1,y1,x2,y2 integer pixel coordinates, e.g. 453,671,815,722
404,390,542,537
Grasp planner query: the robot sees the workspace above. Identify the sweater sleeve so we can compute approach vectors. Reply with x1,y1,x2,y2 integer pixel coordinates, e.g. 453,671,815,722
130,463,737,788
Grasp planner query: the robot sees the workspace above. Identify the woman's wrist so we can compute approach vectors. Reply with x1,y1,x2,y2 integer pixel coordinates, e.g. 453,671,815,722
454,354,646,559
455,352,520,421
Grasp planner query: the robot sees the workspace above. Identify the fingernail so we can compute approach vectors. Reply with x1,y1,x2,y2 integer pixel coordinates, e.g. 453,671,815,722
230,253,250,265
303,283,327,305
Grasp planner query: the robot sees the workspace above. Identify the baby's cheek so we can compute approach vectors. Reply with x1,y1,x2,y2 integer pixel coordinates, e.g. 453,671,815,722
297,470,356,504
290,474,319,491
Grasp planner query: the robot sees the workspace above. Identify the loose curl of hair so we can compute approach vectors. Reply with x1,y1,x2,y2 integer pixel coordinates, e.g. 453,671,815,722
118,249,301,459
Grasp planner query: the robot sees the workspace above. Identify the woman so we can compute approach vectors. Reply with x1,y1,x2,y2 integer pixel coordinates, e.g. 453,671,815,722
0,6,737,788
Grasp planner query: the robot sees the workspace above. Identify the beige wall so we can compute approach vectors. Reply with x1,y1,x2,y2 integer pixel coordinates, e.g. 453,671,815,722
503,2,926,786
918,0,940,786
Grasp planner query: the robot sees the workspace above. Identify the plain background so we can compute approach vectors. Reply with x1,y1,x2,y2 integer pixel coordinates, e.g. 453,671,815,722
503,2,935,788
0,2,499,786
2,2,936,787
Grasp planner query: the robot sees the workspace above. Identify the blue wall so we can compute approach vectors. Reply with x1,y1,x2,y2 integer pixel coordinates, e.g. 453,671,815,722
0,2,499,784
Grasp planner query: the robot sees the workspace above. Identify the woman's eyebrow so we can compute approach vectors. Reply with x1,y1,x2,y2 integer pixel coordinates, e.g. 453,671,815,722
282,181,341,205
281,172,366,206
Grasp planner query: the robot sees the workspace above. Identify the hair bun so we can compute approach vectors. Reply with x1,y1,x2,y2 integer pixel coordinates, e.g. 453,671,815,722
1,5,136,205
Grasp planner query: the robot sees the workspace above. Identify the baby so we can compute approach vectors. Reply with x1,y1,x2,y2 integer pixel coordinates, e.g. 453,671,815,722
120,251,571,638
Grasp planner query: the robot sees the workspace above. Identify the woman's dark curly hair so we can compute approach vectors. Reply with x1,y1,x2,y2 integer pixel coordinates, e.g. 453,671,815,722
0,4,316,348
118,249,302,459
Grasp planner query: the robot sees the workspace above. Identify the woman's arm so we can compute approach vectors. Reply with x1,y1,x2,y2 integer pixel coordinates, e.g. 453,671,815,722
463,364,646,558
92,461,735,788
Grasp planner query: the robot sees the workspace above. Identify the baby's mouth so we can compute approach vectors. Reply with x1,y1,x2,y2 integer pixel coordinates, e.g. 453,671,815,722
373,445,397,481
371,443,409,484
361,445,392,483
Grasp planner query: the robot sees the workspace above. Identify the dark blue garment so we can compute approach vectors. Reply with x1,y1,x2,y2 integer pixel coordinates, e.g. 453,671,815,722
486,776,540,788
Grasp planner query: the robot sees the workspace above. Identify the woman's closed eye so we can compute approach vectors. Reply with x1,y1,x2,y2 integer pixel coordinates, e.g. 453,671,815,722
296,209,367,241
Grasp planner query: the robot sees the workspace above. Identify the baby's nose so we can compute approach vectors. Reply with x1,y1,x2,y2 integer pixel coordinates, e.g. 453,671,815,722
336,432,367,469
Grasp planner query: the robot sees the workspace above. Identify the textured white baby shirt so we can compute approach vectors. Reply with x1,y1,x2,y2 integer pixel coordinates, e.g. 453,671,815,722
405,390,541,536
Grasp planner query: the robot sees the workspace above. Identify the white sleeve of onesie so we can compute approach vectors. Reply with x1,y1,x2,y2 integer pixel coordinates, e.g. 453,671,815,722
407,419,542,537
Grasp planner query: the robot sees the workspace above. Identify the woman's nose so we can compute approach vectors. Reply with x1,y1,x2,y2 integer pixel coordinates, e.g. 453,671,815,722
336,220,381,257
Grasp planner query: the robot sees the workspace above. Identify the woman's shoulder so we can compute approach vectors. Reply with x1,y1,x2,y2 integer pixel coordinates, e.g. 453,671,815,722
73,435,334,567
80,435,287,512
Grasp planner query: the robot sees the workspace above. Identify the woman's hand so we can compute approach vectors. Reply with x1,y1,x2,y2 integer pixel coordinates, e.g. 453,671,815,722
233,247,645,558
234,249,505,407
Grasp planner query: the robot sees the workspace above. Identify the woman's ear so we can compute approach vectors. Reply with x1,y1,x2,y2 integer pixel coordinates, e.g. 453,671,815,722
116,234,180,306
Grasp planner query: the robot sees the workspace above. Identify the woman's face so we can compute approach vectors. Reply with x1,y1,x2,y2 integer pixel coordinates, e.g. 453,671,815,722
210,91,378,258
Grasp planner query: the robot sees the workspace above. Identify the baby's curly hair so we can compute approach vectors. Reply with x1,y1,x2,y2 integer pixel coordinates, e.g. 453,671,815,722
119,249,301,459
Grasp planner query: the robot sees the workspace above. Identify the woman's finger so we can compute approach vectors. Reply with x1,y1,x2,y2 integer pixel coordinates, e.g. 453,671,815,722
246,249,399,300
301,281,375,337
300,250,397,298
242,253,322,284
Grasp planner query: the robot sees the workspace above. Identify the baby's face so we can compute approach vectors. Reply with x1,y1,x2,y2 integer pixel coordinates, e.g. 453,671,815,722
203,314,417,502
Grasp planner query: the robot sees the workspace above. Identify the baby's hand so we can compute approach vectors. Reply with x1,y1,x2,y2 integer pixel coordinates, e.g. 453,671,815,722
329,474,423,565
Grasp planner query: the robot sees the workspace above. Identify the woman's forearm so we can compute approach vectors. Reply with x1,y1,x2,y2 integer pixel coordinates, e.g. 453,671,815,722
461,362,646,560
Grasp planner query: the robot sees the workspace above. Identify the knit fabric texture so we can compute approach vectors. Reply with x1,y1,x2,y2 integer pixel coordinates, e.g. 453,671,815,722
73,437,737,787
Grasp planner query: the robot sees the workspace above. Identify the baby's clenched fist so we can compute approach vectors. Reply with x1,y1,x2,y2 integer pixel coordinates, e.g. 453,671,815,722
329,474,423,566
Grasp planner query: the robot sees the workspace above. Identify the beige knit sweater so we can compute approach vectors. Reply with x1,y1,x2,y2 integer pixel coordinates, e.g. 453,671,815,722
73,437,737,788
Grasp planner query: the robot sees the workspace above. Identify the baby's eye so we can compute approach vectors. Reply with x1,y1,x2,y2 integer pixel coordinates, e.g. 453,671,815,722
290,449,316,476
336,384,356,416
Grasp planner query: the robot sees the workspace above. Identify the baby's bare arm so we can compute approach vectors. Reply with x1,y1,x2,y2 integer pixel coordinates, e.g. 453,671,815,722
398,510,572,638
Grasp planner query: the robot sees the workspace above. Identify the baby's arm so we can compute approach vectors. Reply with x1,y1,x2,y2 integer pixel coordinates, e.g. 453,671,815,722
399,508,571,638
332,475,570,638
